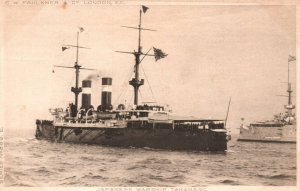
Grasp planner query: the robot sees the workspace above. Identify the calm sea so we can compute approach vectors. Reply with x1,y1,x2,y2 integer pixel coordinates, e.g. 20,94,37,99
4,135,296,186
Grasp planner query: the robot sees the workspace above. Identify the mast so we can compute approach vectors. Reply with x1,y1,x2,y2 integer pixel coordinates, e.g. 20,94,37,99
117,6,156,106
72,31,82,109
54,29,95,111
129,9,144,105
285,56,296,115
224,97,231,128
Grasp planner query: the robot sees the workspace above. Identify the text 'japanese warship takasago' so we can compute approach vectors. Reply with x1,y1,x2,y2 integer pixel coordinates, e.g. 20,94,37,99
35,6,230,151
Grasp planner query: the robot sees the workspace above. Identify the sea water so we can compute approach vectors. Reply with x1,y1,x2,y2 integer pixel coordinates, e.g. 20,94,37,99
3,134,296,186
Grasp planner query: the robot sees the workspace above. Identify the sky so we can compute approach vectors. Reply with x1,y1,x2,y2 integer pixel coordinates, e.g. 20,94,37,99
1,1,296,137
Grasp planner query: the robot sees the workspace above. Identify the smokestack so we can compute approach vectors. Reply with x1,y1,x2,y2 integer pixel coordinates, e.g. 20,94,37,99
82,80,92,111
101,77,112,111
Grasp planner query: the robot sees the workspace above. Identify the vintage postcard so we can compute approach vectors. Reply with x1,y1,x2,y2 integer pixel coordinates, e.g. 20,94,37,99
0,0,298,190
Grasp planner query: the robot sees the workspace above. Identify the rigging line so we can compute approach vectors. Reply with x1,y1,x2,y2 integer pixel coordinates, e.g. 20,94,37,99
116,65,134,94
113,65,135,105
126,65,135,81
115,48,152,106
139,48,152,65
138,47,157,102
63,73,76,104
56,72,76,106
129,94,134,108
122,61,135,83
114,83,130,106
141,64,157,103
121,65,135,101
138,89,144,103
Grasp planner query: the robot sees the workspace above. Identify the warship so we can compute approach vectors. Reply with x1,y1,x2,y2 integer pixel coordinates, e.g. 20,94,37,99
238,56,296,143
35,6,230,151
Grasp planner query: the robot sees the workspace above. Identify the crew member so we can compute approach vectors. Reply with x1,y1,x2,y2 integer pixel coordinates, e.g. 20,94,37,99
70,103,77,117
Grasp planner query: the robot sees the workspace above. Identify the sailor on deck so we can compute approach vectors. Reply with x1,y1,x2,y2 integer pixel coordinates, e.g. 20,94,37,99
69,103,77,117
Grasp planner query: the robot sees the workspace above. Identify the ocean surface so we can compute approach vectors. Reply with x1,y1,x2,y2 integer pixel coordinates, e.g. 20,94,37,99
4,135,296,187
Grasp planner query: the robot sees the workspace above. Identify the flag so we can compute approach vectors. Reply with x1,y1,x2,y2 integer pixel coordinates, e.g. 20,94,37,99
142,5,149,14
62,46,69,51
288,55,296,62
153,47,168,61
79,27,84,32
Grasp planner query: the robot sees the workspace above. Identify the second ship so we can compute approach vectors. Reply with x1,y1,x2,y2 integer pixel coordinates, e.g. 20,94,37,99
35,6,230,151
238,56,296,143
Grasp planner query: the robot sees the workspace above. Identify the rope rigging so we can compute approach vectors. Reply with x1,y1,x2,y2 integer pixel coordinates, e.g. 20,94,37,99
114,47,158,106
138,89,144,103
52,69,76,106
113,64,135,106
141,63,157,103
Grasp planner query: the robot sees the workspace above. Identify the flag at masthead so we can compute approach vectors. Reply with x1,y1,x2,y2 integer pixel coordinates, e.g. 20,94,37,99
116,6,167,106
142,5,149,13
79,27,85,32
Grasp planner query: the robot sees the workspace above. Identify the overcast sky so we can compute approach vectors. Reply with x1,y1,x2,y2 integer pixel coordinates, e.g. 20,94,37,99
1,2,296,136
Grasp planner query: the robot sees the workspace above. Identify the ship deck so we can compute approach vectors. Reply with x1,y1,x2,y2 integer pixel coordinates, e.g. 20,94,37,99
54,122,126,128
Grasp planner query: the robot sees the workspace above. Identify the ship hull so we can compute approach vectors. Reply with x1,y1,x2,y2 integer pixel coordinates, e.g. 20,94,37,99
36,120,227,151
237,124,296,143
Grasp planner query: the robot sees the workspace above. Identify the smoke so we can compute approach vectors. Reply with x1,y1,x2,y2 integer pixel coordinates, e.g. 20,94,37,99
85,70,102,80
84,69,113,81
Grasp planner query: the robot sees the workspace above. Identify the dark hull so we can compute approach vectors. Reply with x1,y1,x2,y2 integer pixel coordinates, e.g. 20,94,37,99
36,120,228,151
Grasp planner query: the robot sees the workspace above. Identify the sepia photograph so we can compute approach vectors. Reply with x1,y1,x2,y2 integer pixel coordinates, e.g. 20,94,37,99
0,0,298,189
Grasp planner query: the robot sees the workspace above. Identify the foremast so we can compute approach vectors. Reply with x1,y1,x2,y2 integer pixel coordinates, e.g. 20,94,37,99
71,32,82,109
54,28,95,111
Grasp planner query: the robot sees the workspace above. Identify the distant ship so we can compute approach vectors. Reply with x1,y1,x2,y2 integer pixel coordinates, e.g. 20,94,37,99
238,56,296,143
35,6,230,151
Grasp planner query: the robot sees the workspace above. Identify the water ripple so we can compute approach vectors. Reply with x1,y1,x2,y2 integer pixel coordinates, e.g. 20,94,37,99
4,137,296,186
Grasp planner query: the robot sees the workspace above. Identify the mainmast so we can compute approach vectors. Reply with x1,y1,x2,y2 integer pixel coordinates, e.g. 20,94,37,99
116,6,156,106
54,28,95,110
116,6,168,106
130,9,144,105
